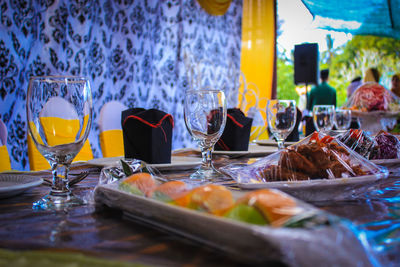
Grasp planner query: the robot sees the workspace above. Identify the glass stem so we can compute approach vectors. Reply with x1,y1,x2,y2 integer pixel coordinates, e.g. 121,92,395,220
51,162,71,196
277,139,285,150
200,146,213,170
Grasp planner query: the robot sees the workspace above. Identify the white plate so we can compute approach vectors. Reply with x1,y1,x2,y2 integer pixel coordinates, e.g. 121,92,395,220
351,110,399,118
370,158,400,165
235,173,387,202
0,173,43,199
370,158,400,169
211,144,278,157
254,139,297,147
87,156,202,171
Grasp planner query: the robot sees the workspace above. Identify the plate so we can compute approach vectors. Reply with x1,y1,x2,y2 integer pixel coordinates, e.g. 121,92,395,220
351,110,399,118
0,173,43,199
234,173,387,202
87,156,202,171
211,144,278,157
94,183,373,266
371,158,400,169
254,139,297,147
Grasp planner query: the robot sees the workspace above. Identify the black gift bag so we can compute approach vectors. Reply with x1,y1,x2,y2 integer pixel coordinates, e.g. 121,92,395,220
121,108,174,164
215,108,253,151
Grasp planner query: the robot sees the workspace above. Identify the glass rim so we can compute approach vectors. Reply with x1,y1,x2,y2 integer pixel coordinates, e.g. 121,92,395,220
267,99,296,103
185,89,224,94
29,75,89,81
313,104,335,108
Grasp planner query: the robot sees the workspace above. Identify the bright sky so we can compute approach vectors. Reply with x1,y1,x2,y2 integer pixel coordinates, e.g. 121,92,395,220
277,0,352,58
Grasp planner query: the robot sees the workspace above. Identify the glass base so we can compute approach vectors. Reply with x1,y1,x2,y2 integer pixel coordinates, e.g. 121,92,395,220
33,192,84,211
189,166,230,183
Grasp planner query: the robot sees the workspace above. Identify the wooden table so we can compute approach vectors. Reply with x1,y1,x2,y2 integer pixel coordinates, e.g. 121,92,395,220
0,156,399,266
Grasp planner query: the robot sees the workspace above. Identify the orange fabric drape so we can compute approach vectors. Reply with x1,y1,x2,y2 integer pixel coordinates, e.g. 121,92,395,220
0,145,11,171
197,0,232,16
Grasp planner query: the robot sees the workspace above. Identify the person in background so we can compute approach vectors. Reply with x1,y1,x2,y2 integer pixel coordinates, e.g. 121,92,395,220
305,69,337,135
306,69,337,111
391,73,400,98
347,76,362,98
363,67,380,83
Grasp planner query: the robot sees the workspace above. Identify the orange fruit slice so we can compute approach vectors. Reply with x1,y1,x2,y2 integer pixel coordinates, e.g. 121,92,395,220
119,172,157,197
186,184,235,216
152,180,189,203
237,189,299,227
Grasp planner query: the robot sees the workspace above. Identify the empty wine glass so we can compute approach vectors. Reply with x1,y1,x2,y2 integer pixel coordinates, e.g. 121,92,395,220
313,105,335,133
26,76,92,210
267,100,297,149
184,89,227,181
334,108,352,130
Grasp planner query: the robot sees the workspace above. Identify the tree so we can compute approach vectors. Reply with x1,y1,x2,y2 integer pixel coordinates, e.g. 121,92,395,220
330,35,400,94
276,58,298,103
277,35,400,107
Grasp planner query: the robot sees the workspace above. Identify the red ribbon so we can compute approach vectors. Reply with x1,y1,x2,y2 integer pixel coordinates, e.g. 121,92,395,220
227,114,244,128
123,114,174,142
217,138,230,151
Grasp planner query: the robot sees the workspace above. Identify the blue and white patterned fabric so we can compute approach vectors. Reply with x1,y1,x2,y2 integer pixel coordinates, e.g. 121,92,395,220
0,0,242,170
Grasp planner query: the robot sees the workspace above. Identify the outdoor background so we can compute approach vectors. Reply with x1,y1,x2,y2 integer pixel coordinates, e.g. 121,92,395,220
276,0,400,108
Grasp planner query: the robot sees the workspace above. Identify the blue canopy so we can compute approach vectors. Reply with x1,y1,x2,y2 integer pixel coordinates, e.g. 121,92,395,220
301,0,400,39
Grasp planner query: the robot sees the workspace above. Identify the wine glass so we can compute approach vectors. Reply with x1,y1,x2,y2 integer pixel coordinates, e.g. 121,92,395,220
184,89,227,181
266,100,297,149
313,105,335,134
26,76,92,210
334,108,352,130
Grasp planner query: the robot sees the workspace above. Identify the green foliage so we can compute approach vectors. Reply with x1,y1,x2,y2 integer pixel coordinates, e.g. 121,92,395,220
276,58,298,102
331,35,400,90
277,35,400,108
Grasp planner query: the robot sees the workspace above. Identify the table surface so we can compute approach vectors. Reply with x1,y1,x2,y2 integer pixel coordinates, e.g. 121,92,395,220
0,153,399,266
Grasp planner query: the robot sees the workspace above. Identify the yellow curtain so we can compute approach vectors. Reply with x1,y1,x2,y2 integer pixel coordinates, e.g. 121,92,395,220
99,129,125,158
197,0,232,16
240,0,276,140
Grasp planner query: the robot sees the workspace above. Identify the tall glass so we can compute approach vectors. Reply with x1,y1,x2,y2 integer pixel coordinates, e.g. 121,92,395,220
184,89,227,181
313,105,335,134
267,100,297,149
334,108,352,130
26,76,92,210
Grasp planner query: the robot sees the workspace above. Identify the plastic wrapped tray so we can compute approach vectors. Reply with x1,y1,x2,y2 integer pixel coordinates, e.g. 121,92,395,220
344,82,400,133
94,181,376,266
221,132,388,201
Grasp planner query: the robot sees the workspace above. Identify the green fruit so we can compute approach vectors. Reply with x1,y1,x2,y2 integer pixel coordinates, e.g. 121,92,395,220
152,191,173,203
224,204,268,225
118,182,144,196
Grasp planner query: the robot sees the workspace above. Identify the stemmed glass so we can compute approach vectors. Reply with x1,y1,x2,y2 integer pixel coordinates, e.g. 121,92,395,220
313,105,335,134
26,76,92,210
334,108,352,130
184,89,227,181
267,100,297,149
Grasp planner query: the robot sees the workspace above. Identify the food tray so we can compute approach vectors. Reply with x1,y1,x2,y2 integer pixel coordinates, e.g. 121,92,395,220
220,132,389,202
231,171,385,202
94,183,375,266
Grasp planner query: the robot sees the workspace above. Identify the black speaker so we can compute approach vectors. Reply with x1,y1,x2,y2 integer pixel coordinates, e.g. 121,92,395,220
294,43,319,85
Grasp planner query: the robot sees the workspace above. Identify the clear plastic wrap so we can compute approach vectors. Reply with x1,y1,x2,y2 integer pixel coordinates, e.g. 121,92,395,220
221,132,388,201
343,82,400,133
345,82,400,112
94,170,379,266
337,129,400,161
369,131,400,160
337,129,375,158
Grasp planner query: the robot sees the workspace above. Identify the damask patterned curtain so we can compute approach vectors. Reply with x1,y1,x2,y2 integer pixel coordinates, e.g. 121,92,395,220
0,0,242,171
